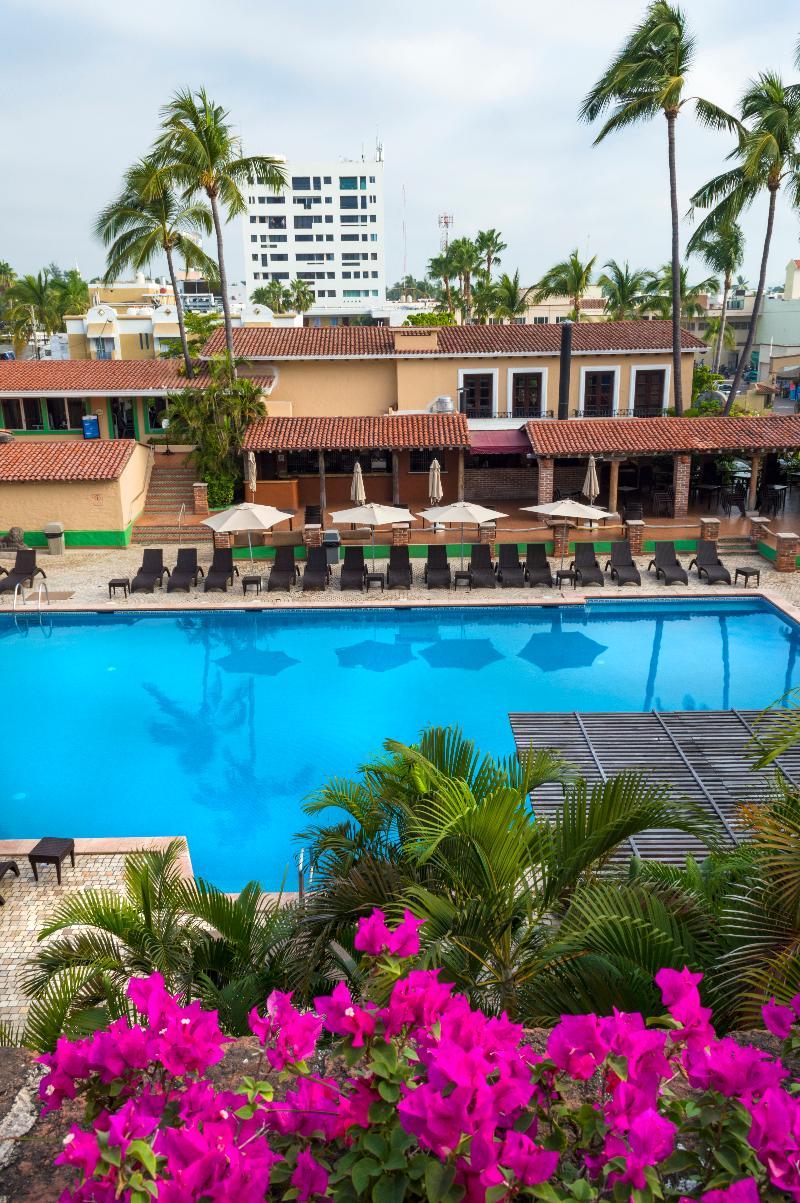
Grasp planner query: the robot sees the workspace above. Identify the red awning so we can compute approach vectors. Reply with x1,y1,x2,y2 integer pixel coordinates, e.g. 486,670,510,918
469,428,531,455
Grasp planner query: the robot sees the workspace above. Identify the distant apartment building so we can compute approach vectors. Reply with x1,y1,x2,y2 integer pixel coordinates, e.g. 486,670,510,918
241,153,386,325
520,285,608,325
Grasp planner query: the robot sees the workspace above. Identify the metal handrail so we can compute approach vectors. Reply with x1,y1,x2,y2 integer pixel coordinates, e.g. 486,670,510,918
37,581,49,609
12,582,24,611
177,503,186,547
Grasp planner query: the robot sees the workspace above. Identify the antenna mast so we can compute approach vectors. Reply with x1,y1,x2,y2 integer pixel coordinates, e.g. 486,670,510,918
438,213,453,252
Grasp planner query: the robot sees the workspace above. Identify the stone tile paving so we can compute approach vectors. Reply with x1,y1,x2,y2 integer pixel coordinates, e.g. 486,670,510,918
0,855,127,1030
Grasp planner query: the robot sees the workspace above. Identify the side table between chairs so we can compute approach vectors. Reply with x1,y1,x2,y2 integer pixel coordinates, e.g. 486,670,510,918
734,566,760,588
108,577,130,598
28,837,75,885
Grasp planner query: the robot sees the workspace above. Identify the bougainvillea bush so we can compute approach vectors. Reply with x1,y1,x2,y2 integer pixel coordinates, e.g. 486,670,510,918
41,909,800,1202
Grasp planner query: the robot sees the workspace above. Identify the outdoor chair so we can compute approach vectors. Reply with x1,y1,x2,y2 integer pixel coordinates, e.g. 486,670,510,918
387,545,412,589
424,545,451,590
651,491,674,518
571,543,604,587
689,540,732,586
468,543,496,589
525,543,553,588
130,548,169,594
719,490,747,519
302,545,331,592
0,549,45,594
648,541,688,586
340,546,368,590
605,540,641,587
0,860,19,906
203,547,238,593
496,542,525,588
267,545,300,592
166,548,203,593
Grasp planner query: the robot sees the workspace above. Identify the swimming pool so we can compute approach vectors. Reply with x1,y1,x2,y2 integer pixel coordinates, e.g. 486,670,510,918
2,598,798,889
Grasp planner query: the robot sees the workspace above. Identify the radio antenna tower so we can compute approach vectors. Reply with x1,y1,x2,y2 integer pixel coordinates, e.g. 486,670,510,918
438,213,453,252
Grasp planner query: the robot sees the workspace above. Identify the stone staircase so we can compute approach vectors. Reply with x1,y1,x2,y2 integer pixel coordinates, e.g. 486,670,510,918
132,460,213,545
717,536,757,557
143,462,196,514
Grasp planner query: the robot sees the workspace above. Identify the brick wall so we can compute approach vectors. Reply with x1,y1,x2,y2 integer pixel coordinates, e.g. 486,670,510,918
554,466,588,495
672,454,691,520
463,466,537,500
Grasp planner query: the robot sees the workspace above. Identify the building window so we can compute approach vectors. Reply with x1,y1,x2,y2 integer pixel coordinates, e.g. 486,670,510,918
138,333,151,351
369,175,376,183
461,373,494,418
632,369,666,416
46,398,85,430
342,234,359,242
271,272,289,281
511,373,544,418
292,176,310,190
268,216,286,229
324,215,333,223
340,196,358,209
360,176,366,189
323,175,331,185
410,449,446,474
250,235,257,243
146,396,169,432
266,196,285,204
583,371,615,416
93,337,114,360
531,315,548,324
296,234,313,242
339,176,358,189
271,253,288,262
340,215,359,224
294,216,313,229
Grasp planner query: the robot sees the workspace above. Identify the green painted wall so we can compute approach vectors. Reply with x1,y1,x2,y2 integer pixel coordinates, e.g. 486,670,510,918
1,525,133,549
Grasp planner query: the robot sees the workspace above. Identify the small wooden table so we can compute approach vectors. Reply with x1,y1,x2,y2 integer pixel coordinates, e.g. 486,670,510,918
734,566,761,588
556,569,577,589
365,572,385,592
108,577,130,598
28,837,75,885
242,575,263,595
453,571,471,590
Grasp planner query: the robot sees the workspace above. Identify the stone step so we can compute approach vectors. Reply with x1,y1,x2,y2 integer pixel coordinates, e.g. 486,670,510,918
132,527,213,544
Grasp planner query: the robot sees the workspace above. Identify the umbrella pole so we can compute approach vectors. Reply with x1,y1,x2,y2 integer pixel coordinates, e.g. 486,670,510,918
372,527,376,569
248,531,254,568
461,522,465,572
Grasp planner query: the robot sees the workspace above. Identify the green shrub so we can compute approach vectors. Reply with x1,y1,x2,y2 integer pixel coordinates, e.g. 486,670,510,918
207,475,235,508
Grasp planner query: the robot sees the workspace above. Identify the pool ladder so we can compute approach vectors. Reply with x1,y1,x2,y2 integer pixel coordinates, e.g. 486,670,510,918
12,580,49,611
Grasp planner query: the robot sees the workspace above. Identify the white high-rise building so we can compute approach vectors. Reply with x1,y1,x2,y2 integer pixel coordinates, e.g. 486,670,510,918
241,151,386,324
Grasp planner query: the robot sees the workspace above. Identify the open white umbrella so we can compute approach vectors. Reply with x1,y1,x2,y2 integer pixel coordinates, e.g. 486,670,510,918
428,458,443,505
581,455,600,505
202,501,294,566
522,498,613,570
350,461,366,505
418,501,507,570
330,501,416,567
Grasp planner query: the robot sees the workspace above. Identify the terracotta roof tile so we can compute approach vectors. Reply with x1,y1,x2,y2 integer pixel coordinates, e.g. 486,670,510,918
0,360,273,395
203,320,705,360
243,413,470,452
0,438,137,481
524,415,800,457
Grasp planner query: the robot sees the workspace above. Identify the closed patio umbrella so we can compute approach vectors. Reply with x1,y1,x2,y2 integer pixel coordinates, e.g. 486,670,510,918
428,458,443,505
351,461,367,504
330,501,416,567
245,451,258,500
581,455,599,505
418,500,507,570
202,501,295,566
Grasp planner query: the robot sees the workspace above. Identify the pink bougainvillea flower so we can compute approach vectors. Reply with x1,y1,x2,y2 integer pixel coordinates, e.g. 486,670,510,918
547,1014,608,1080
763,997,795,1040
248,990,322,1070
381,969,454,1037
655,966,714,1048
387,909,425,957
265,1075,341,1140
313,982,376,1047
55,1127,101,1178
291,1148,329,1203
685,1036,786,1101
697,1181,761,1203
500,1130,559,1186
606,1108,676,1190
353,909,393,956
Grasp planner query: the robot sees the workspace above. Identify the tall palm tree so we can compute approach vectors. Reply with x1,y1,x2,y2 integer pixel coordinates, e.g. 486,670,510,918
448,237,482,317
252,281,290,313
288,277,315,314
0,261,15,291
687,219,745,372
95,157,218,378
533,249,597,319
470,278,499,323
156,88,287,360
701,314,736,361
580,1,737,414
642,262,719,319
475,228,507,280
2,270,59,353
49,269,89,324
597,259,650,319
690,74,800,414
427,249,457,313
492,271,533,322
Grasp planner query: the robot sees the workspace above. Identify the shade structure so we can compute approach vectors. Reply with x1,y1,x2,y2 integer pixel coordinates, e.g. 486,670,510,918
202,501,294,564
522,499,613,571
330,502,416,567
418,501,507,570
350,461,366,505
428,458,443,505
245,450,257,498
336,640,416,672
581,455,599,504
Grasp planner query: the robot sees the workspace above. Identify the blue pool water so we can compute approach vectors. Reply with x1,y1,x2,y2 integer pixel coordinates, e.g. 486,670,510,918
2,599,799,889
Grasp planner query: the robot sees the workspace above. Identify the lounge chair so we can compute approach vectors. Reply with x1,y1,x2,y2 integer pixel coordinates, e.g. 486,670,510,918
341,546,367,591
468,543,496,589
0,860,19,906
0,549,45,594
571,543,604,587
203,547,239,593
302,545,331,592
167,548,204,593
689,540,732,586
387,545,412,589
525,543,553,588
605,540,641,587
267,545,300,592
130,548,169,594
424,545,451,590
648,541,688,586
496,543,525,588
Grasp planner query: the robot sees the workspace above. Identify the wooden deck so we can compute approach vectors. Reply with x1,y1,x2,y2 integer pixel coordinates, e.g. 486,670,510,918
509,709,800,863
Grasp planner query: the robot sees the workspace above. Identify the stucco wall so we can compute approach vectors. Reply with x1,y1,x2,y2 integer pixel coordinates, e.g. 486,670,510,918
244,360,397,417
118,443,153,527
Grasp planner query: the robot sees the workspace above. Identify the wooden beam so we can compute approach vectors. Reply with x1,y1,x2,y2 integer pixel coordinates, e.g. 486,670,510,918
392,452,400,504
457,449,465,501
608,458,620,515
318,449,327,518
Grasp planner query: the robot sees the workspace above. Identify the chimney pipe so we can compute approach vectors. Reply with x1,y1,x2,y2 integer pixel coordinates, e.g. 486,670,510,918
557,320,573,420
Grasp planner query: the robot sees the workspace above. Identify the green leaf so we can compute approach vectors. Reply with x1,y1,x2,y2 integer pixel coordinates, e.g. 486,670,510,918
379,1080,401,1103
127,1140,157,1177
364,1133,389,1160
352,1157,381,1195
369,1100,395,1123
530,1185,565,1203
714,1145,743,1175
373,1174,409,1203
424,1159,455,1203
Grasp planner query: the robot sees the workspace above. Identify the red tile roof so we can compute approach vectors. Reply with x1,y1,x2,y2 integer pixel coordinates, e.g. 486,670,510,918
0,438,137,481
525,415,800,457
0,360,274,395
202,320,705,360
243,413,470,452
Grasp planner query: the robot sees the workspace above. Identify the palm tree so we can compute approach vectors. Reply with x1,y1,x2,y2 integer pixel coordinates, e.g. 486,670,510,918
49,269,89,323
597,259,649,319
642,262,719,319
427,249,457,313
580,1,737,415
690,74,800,414
475,228,507,280
448,237,482,317
95,157,217,378
492,271,532,322
156,88,287,360
687,220,745,372
470,278,498,323
2,270,59,354
0,261,15,291
533,249,597,320
292,727,716,1019
701,314,736,359
735,273,749,289
21,841,297,1049
252,281,290,313
288,277,315,314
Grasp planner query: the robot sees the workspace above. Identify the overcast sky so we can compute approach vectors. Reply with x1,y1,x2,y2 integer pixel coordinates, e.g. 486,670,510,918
3,0,800,290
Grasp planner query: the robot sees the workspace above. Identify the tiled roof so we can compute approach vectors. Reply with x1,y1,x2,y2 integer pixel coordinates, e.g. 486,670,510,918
578,298,607,310
525,415,800,457
243,413,470,452
0,438,137,481
0,360,274,395
202,320,705,360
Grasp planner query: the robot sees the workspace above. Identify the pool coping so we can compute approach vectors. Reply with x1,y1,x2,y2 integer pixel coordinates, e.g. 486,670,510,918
0,836,194,879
